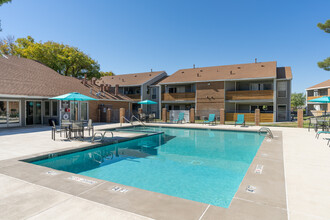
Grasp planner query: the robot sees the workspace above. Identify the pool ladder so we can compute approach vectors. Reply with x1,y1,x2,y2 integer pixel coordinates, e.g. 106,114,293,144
258,127,274,139
120,116,146,128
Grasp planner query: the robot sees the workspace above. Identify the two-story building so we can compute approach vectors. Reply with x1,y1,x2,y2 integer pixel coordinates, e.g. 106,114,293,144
96,71,167,118
158,61,292,122
306,79,330,116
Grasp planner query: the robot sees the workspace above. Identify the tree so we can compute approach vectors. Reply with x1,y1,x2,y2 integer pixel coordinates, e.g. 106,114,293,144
0,36,102,79
291,93,306,110
100,71,115,77
317,20,330,71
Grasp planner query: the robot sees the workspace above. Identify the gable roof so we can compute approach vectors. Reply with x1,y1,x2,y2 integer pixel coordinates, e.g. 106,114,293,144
159,61,291,84
97,71,166,86
307,79,330,90
276,67,292,80
0,56,131,101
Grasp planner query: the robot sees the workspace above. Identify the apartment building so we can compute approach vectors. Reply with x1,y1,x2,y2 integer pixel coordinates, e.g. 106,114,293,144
0,56,131,127
97,71,167,118
158,61,292,122
306,79,330,116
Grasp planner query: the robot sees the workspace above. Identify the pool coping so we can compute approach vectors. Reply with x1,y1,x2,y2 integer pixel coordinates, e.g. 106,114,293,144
0,126,287,220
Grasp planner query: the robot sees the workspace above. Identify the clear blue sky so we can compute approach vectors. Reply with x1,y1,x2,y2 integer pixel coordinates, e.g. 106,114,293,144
0,0,329,93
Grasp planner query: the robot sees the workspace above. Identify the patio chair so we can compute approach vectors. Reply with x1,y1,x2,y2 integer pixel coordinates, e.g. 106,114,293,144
71,122,84,139
173,112,185,124
308,117,318,132
235,114,245,127
149,113,156,123
51,120,64,141
316,130,330,139
84,119,94,136
203,114,216,125
139,113,146,122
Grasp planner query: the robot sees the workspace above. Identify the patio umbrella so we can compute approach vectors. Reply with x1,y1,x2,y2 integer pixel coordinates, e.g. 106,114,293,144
50,92,97,121
309,96,330,115
138,100,157,115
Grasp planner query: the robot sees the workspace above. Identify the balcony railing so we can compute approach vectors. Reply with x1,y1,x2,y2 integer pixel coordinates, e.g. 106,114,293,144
126,94,141,101
162,92,195,101
307,96,323,101
226,90,273,100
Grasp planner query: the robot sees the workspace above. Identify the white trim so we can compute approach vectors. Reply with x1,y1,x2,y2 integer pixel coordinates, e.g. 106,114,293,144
159,76,276,85
0,94,51,99
306,86,330,90
225,99,273,103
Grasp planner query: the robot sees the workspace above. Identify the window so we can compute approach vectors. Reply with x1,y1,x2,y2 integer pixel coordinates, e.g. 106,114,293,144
313,90,318,97
52,101,58,116
151,88,157,99
320,89,328,96
44,101,50,116
277,81,287,98
250,83,259,91
169,88,177,93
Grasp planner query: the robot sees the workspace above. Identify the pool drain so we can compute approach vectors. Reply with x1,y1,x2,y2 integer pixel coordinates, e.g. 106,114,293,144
191,160,203,165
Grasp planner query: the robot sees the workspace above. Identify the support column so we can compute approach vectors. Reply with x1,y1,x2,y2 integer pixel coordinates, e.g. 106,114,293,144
297,108,303,128
162,108,167,122
106,108,111,123
190,108,195,123
120,108,125,124
220,108,225,125
97,109,101,122
255,109,260,126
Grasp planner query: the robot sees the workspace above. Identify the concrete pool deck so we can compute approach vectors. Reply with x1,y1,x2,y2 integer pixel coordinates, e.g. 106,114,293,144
0,123,329,219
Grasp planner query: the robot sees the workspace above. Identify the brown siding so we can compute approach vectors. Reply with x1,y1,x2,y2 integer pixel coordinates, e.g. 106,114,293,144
226,113,273,122
162,92,195,101
89,100,130,122
196,81,224,111
226,90,273,100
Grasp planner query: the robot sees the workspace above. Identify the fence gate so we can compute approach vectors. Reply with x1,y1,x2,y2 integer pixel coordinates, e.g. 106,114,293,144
169,110,190,123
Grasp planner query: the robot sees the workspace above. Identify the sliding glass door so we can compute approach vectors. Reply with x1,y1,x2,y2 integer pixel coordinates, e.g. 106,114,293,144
0,100,21,127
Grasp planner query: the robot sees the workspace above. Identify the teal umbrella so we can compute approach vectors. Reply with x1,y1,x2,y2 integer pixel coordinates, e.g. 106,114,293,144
50,92,97,121
309,96,330,103
50,92,97,101
309,96,330,115
138,100,157,115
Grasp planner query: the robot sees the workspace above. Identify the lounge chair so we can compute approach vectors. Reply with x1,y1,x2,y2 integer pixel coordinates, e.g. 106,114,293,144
235,114,245,127
316,130,330,139
173,112,185,124
204,114,216,125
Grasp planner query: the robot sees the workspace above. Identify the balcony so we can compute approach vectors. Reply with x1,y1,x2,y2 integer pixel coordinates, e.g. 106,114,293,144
307,96,322,101
126,94,141,101
162,92,195,101
226,90,273,100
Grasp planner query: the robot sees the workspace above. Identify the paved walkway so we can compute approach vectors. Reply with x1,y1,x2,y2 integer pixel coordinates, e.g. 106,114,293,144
0,123,329,219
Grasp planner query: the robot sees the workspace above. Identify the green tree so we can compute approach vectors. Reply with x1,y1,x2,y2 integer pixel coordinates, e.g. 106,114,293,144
0,36,102,79
317,20,330,71
100,71,115,77
291,93,306,110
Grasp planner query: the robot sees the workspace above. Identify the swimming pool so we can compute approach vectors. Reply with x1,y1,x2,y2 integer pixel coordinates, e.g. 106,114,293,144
32,126,265,208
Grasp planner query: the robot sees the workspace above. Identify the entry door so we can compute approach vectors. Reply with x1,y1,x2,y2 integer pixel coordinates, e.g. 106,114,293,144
0,100,21,127
26,101,42,125
278,105,287,121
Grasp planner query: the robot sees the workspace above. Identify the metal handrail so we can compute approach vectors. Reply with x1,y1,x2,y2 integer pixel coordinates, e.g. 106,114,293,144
120,116,131,127
131,115,146,128
258,127,274,139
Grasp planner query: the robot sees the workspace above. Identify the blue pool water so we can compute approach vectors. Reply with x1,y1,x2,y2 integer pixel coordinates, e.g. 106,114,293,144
32,126,264,208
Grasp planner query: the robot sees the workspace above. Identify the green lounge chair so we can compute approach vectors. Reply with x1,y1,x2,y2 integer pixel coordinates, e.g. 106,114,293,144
204,114,216,125
173,112,185,124
235,114,245,127
316,130,330,139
